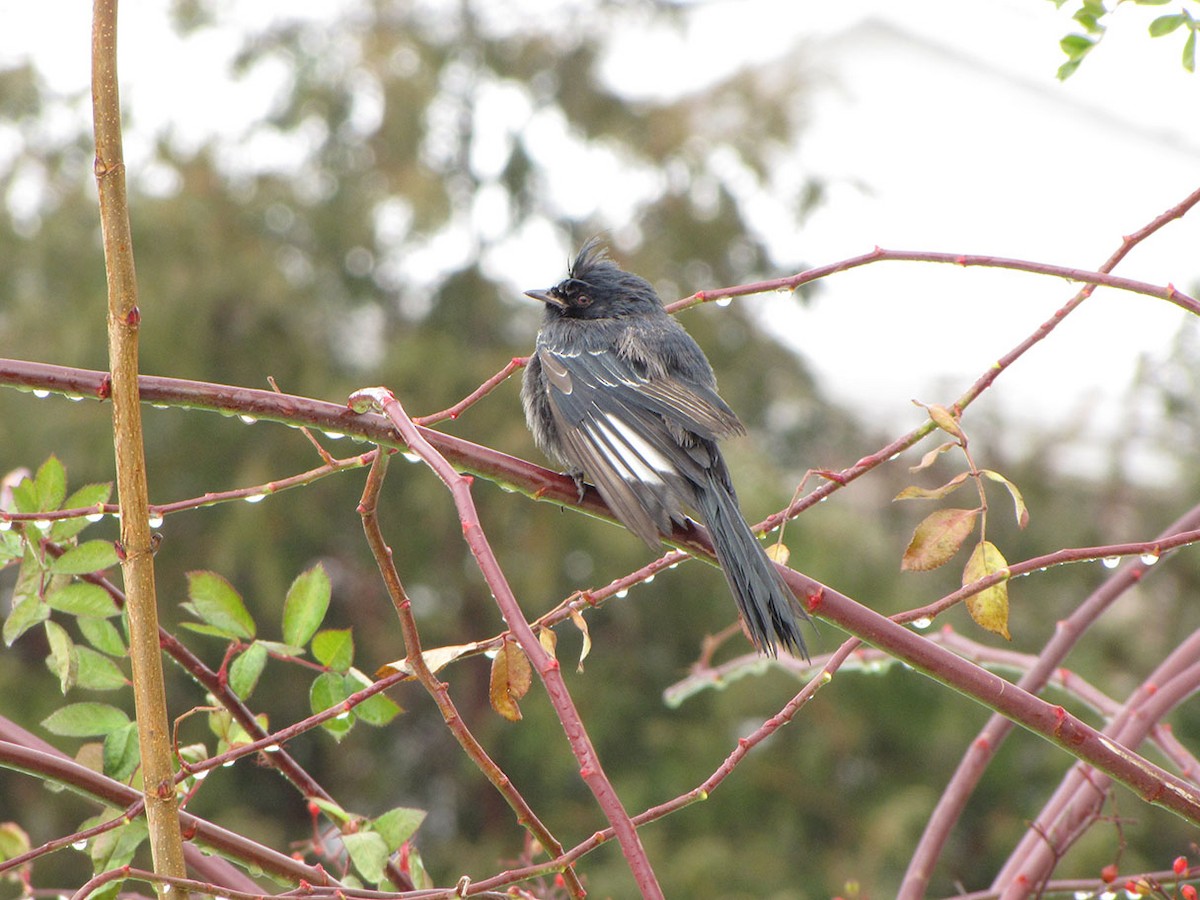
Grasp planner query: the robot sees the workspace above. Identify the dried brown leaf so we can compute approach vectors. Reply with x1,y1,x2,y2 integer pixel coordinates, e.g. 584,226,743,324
488,638,532,722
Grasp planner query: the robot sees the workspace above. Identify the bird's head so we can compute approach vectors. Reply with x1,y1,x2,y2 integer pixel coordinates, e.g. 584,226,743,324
525,238,663,320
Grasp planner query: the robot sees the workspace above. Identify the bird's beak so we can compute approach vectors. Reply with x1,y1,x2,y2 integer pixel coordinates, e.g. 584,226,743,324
524,288,565,308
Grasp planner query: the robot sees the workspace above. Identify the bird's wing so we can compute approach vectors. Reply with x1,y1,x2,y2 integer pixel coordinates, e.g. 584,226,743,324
536,344,735,546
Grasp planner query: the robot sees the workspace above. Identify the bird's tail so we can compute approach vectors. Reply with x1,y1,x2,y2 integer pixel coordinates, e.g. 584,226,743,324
695,476,810,658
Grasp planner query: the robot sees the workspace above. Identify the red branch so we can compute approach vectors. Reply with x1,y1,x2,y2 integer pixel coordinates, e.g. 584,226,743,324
349,387,665,900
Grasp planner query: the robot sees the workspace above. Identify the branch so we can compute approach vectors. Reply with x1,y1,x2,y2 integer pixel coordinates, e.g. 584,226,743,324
5,358,1200,834
349,387,664,900
0,738,337,886
357,449,584,898
91,0,185,887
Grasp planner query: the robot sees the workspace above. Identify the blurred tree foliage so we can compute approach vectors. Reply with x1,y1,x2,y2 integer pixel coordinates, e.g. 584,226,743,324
1,1,1198,896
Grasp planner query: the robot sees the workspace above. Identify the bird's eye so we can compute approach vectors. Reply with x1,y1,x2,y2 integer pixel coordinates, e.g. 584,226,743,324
575,294,592,306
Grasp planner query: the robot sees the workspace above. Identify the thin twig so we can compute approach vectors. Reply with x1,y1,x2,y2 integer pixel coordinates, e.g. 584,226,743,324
357,449,585,899
350,387,664,900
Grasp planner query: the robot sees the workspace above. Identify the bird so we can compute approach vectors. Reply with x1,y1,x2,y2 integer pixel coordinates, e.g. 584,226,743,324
520,238,810,657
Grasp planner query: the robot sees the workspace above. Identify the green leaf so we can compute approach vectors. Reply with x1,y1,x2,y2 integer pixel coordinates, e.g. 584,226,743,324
282,563,331,648
1134,0,1173,5
10,476,38,515
308,797,352,825
89,818,148,900
310,671,353,739
3,594,49,646
1059,33,1095,59
75,646,128,691
34,456,68,512
102,722,141,781
42,702,130,737
78,616,127,656
1072,9,1103,33
312,628,354,672
0,821,31,863
1184,27,1196,72
347,670,402,727
256,639,306,658
1150,13,1187,35
371,806,426,851
342,831,389,886
184,571,255,640
48,540,120,576
50,482,112,541
229,641,268,699
47,582,121,617
0,528,22,566
44,619,78,694
1057,57,1085,79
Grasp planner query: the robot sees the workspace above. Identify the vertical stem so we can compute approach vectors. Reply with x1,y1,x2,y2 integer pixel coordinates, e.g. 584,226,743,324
91,0,187,887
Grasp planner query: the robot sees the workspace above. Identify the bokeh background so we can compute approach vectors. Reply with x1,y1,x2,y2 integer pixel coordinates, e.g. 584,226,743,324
2,1,1200,896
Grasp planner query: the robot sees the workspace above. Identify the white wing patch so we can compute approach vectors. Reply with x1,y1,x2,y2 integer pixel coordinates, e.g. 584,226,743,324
595,413,673,487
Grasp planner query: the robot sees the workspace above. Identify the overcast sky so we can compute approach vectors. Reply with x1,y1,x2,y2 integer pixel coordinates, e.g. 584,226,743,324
6,0,1200,474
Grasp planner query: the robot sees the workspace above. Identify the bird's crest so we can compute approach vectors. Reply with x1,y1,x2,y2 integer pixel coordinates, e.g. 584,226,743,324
568,237,612,282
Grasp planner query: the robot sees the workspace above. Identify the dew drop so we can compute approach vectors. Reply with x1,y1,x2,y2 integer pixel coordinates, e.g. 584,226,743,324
0,520,11,532
335,710,351,720
244,494,266,504
323,431,345,440
162,883,172,893
33,389,50,399
264,743,282,753
66,394,84,402
72,839,88,850
912,617,932,631
1140,552,1159,566
644,574,655,584
192,768,209,780
715,296,732,308
616,588,629,599
222,759,236,768
148,514,164,528
152,403,170,410
401,451,421,463
1101,556,1120,569
668,562,680,570
33,519,52,532
86,513,104,523
239,415,257,425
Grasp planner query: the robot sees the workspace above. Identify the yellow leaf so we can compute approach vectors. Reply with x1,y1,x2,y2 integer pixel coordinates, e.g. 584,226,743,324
765,541,790,566
488,639,532,722
901,507,979,572
893,472,969,502
569,609,592,673
981,469,1030,529
963,541,1011,640
538,627,557,658
910,441,958,473
926,403,966,442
